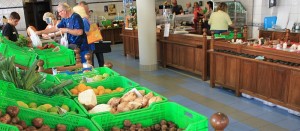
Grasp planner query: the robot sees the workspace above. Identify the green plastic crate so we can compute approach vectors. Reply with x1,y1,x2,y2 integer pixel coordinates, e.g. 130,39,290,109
37,49,76,69
63,76,138,98
92,102,208,131
56,67,120,83
0,72,68,98
0,42,37,67
0,99,101,131
37,72,62,90
0,123,18,131
214,32,243,40
75,86,168,118
0,82,86,117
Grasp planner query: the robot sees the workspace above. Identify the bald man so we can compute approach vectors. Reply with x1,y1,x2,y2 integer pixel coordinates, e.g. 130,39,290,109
185,2,193,14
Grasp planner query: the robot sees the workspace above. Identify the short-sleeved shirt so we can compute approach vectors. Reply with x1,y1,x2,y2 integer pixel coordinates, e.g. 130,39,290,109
82,17,95,51
2,23,19,42
57,13,89,51
208,10,232,30
172,5,183,15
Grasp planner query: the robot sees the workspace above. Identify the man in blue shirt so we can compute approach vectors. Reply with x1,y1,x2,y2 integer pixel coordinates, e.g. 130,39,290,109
36,2,89,63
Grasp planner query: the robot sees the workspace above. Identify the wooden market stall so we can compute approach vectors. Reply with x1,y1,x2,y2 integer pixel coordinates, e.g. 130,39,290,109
209,31,300,112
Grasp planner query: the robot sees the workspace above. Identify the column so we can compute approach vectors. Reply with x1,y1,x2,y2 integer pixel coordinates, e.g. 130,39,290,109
136,0,157,71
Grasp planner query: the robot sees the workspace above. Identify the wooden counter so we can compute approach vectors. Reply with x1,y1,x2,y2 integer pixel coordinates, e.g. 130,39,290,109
158,32,211,80
209,36,300,112
101,27,123,45
121,27,212,80
259,29,300,42
121,28,139,58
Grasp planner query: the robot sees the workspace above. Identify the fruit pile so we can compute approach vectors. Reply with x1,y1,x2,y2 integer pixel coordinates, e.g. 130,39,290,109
70,83,124,96
111,120,183,131
0,106,89,131
17,101,76,114
78,73,110,83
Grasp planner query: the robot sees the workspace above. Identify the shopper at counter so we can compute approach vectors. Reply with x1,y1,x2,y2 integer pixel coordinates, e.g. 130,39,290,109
36,2,89,63
171,0,183,15
208,2,234,34
42,12,61,39
184,2,193,14
73,5,96,65
202,1,213,30
78,1,106,67
193,2,203,30
2,12,20,42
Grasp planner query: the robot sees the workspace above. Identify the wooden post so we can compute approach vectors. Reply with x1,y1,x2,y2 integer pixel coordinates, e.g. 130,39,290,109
37,60,44,72
202,28,207,81
285,29,290,42
211,31,215,51
84,53,92,66
243,25,248,41
74,48,81,65
210,112,229,131
233,28,238,42
104,62,113,69
199,20,203,34
210,31,215,87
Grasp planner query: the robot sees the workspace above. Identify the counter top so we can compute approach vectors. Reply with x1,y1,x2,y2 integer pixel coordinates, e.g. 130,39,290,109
260,29,300,33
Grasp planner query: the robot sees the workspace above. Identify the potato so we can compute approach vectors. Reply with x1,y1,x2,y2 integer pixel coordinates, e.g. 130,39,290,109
107,97,121,107
121,92,137,102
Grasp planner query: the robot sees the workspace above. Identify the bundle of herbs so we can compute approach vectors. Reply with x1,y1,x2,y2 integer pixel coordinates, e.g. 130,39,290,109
0,56,72,96
15,35,29,47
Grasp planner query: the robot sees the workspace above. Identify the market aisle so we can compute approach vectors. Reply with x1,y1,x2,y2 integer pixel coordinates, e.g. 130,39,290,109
94,44,300,131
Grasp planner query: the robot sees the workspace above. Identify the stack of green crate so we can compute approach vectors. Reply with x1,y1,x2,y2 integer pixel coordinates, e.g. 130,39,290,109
0,98,100,131
214,32,243,40
0,37,76,69
92,102,208,131
0,84,86,117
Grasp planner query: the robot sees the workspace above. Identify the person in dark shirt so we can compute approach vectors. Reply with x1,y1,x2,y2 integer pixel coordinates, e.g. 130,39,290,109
36,2,90,63
2,12,20,42
171,0,183,15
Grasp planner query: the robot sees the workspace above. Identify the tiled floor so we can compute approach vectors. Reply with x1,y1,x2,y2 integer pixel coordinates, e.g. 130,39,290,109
94,44,300,131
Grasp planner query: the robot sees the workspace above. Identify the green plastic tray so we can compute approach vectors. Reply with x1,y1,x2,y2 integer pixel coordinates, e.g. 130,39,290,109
0,99,101,131
56,67,120,83
63,76,139,98
75,86,168,118
0,123,18,131
0,42,37,67
37,49,75,69
0,81,86,117
92,102,208,131
37,72,62,90
214,32,243,40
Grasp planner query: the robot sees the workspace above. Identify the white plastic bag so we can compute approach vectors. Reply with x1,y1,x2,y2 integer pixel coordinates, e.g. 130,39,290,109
60,32,68,48
28,27,42,47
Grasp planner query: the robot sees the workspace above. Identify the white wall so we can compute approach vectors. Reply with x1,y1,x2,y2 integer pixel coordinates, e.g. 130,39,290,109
251,0,300,38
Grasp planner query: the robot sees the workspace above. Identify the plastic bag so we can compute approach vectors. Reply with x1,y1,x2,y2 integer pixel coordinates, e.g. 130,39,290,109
28,27,42,47
60,32,68,48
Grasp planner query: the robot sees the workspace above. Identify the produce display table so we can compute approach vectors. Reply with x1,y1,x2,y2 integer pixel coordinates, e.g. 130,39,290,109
209,33,300,113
